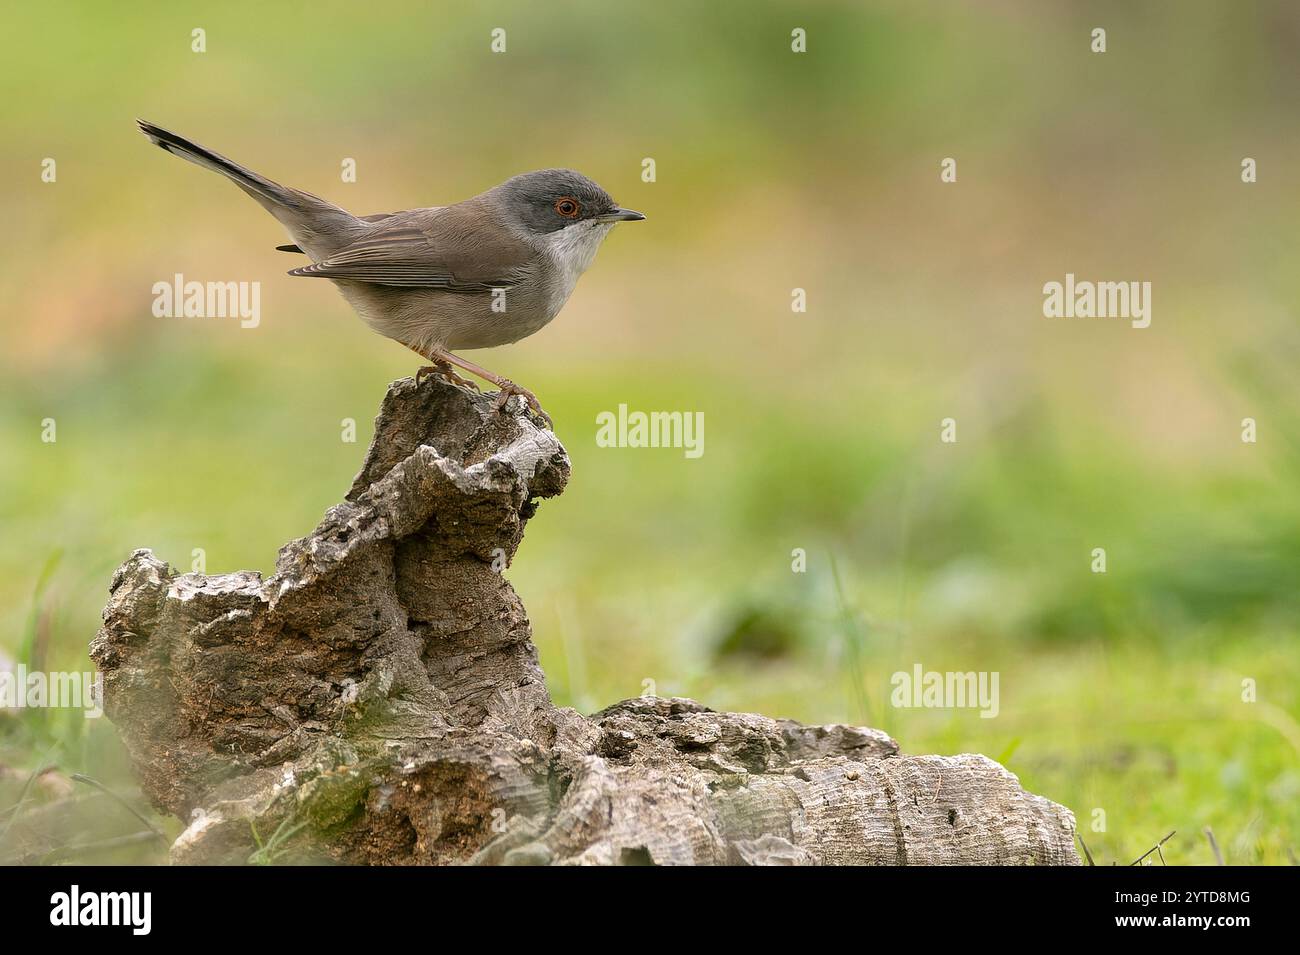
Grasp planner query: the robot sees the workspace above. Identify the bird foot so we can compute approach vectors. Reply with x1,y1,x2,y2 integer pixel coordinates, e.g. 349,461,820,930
416,362,480,392
493,380,552,429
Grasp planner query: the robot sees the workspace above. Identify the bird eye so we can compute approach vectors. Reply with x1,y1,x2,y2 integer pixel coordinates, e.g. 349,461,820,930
554,197,580,218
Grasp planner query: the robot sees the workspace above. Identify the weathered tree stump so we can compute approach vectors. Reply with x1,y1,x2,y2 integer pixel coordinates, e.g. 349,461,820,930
91,377,1078,865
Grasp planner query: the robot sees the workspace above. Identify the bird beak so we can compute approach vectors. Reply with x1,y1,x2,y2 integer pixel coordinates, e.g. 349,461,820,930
600,207,646,222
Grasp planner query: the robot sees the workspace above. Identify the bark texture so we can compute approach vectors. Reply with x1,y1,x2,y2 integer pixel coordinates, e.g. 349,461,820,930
91,376,1078,865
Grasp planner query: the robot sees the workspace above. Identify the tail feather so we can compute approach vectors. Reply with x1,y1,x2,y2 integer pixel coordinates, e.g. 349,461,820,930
135,121,358,248
136,119,299,210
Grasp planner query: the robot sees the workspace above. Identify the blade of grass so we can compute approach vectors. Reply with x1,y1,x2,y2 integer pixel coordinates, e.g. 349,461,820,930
0,748,59,849
829,554,874,727
69,773,166,841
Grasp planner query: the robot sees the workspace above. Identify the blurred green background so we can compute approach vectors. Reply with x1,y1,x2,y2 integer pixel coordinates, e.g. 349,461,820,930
2,0,1298,864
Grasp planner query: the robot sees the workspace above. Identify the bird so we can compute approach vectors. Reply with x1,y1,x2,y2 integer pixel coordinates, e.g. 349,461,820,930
135,120,645,426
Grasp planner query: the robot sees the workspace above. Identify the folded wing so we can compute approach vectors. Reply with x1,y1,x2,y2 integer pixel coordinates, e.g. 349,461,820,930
287,207,528,290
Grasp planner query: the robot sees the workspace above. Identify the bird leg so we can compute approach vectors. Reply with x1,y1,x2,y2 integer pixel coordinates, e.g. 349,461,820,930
407,345,480,391
424,347,553,429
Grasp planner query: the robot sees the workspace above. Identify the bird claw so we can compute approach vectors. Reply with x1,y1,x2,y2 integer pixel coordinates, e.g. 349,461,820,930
416,362,480,392
493,380,552,429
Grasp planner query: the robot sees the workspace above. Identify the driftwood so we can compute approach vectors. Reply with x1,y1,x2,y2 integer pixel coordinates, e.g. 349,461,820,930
90,377,1078,865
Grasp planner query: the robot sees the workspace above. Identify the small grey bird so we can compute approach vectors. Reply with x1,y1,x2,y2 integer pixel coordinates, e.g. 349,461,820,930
136,120,644,424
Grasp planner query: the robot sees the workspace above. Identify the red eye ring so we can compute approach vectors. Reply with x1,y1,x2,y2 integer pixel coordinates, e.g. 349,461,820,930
554,197,580,218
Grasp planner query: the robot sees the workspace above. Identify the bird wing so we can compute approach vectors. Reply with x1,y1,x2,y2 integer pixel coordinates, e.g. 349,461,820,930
286,205,530,290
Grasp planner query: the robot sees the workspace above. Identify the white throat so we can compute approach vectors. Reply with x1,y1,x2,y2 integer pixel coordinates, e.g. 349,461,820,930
543,220,613,274
537,220,615,316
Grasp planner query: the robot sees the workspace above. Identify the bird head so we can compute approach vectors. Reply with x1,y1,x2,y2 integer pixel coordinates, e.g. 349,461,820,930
493,169,645,238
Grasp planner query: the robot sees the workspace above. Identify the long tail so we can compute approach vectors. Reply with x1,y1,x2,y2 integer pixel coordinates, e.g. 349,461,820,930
135,120,357,242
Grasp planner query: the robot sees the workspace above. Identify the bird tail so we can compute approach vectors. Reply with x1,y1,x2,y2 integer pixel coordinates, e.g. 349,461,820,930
135,120,356,234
